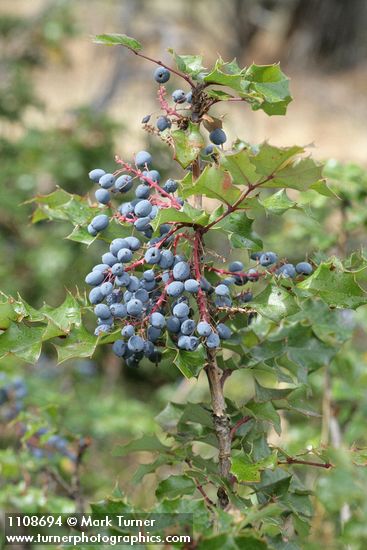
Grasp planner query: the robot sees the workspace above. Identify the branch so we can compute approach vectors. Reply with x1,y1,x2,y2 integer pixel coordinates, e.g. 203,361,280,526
130,49,195,87
278,457,333,469
230,416,252,440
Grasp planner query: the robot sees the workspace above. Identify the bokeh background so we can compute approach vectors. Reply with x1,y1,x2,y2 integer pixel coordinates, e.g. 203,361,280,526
1,1,367,548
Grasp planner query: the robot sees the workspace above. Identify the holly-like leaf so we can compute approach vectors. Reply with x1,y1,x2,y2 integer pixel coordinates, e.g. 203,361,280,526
173,345,206,378
181,165,241,203
214,211,262,250
259,189,297,215
168,50,205,77
251,285,300,322
39,291,82,334
53,325,97,364
297,261,367,309
204,58,245,90
242,64,292,116
93,33,142,52
172,123,205,168
155,475,196,500
231,453,277,483
0,322,44,363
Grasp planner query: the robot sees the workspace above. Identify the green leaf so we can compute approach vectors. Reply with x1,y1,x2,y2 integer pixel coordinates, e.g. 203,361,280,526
0,322,43,363
53,325,97,363
297,261,367,309
155,475,196,500
204,58,245,90
266,158,324,191
231,453,277,483
113,434,170,457
251,285,300,322
132,456,171,484
181,165,241,203
173,345,206,378
214,211,262,250
197,534,268,550
93,33,142,51
155,402,185,432
168,50,205,77
39,291,81,333
242,64,292,116
172,123,205,168
259,190,297,215
245,402,281,434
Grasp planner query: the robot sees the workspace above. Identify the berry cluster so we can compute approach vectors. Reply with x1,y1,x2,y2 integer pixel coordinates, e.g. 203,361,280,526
84,67,313,367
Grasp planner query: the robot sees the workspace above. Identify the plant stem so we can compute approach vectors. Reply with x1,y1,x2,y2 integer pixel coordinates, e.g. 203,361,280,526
205,348,232,508
131,49,195,87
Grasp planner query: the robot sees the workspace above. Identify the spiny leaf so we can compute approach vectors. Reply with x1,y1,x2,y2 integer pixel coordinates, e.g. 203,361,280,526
93,33,142,52
231,452,277,483
172,123,205,168
297,261,367,309
168,50,205,77
156,475,196,500
173,345,206,378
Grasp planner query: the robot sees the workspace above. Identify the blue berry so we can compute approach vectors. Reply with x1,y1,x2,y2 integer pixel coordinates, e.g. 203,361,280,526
150,312,166,329
144,247,161,265
135,184,150,199
203,145,214,155
296,262,313,275
112,340,126,357
135,151,152,168
111,263,124,276
167,281,184,297
173,261,190,281
117,248,133,263
134,217,151,231
181,319,196,335
94,304,111,319
147,326,161,342
142,114,151,124
167,316,181,333
126,299,143,317
85,271,104,286
186,91,193,103
128,335,145,353
172,89,186,103
99,173,115,189
260,252,278,267
217,323,232,340
154,67,170,83
163,179,178,193
95,188,110,204
115,175,133,193
209,128,227,145
147,170,161,183
89,287,104,305
125,236,141,251
91,214,109,232
89,168,105,182
110,304,127,318
277,263,296,278
206,332,221,349
156,116,171,131
134,200,152,217
121,325,135,338
100,282,113,296
173,303,189,318
197,321,212,337
184,279,200,293
143,270,155,282
102,252,118,266
229,261,244,272
87,224,98,236
215,284,230,296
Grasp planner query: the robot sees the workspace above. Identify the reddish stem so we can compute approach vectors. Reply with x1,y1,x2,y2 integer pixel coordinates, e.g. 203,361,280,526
193,230,210,322
131,49,195,87
157,86,184,119
230,416,252,440
278,458,333,469
114,157,182,210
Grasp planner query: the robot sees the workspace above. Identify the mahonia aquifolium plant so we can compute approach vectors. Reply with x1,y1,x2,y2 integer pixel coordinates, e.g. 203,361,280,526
15,32,367,547
85,56,314,369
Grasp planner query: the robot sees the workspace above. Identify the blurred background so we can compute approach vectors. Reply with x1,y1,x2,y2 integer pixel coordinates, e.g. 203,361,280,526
1,1,367,549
